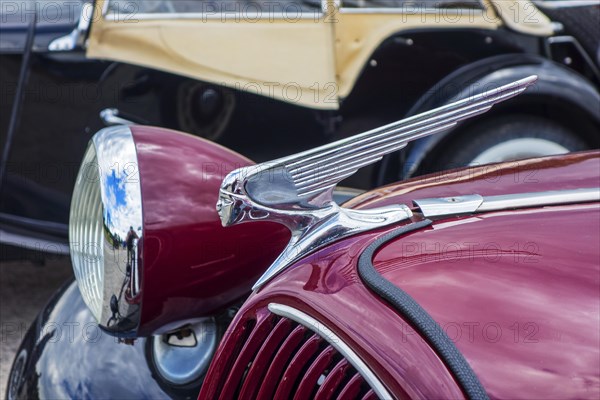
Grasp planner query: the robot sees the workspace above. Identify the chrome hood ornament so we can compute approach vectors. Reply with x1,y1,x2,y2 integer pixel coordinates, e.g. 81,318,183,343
217,76,537,289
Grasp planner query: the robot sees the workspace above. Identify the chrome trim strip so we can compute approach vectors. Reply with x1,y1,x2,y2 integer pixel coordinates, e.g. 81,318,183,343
102,0,327,18
103,11,324,22
414,194,484,217
104,11,324,22
268,303,392,400
414,188,600,218
477,188,600,212
534,0,599,9
339,7,485,15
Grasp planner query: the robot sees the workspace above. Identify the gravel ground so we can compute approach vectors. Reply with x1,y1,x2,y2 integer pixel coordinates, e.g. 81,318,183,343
0,255,73,397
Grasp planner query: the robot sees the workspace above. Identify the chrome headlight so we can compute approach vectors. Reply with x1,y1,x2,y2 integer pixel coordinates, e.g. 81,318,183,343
69,125,143,336
69,124,289,338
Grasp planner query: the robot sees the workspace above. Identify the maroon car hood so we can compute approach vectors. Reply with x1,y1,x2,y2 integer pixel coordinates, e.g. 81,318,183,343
202,152,599,399
356,151,600,398
373,204,599,399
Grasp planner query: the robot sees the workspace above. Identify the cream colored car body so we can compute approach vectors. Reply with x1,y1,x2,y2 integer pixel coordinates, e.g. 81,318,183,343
87,0,553,109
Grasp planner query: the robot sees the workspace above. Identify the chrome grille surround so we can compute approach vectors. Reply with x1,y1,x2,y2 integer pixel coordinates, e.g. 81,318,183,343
268,303,392,399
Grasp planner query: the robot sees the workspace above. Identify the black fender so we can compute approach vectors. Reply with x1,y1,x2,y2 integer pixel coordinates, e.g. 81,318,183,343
5,279,200,400
376,54,600,183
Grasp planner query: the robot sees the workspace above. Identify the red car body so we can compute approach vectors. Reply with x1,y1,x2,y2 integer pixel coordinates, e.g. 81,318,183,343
199,151,600,399
131,126,289,335
6,122,598,400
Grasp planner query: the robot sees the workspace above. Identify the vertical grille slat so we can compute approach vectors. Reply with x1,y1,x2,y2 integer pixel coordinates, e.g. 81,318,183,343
199,306,389,400
218,314,276,400
255,325,307,399
315,358,351,400
273,334,323,400
238,318,294,400
293,346,337,400
199,319,255,397
336,373,366,400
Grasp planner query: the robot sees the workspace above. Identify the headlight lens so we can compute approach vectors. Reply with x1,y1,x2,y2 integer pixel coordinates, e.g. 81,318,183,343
69,125,143,336
69,144,105,321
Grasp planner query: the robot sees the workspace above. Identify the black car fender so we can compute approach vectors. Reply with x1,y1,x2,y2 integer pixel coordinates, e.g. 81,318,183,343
376,54,600,183
5,279,201,400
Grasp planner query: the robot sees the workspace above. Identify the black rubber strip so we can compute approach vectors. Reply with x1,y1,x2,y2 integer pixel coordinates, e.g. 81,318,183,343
358,219,489,400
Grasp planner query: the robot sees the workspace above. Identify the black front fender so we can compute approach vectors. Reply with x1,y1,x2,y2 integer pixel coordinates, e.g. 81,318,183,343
6,280,199,400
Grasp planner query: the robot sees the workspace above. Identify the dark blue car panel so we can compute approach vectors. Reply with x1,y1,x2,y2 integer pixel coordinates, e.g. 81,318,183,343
6,280,199,400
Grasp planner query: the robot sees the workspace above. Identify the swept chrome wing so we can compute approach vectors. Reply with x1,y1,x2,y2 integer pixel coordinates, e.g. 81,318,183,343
216,76,538,289
278,75,537,202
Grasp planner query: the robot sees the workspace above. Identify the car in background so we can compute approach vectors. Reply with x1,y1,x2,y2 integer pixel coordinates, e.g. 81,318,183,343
1,0,598,257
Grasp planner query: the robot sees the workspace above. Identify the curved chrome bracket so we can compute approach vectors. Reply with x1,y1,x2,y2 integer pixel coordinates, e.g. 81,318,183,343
217,174,412,290
254,204,413,290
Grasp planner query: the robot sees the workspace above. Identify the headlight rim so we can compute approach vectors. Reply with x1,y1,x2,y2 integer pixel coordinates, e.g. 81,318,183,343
69,125,144,337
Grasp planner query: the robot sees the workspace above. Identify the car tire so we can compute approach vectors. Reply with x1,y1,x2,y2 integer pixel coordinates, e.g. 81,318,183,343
434,115,588,170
